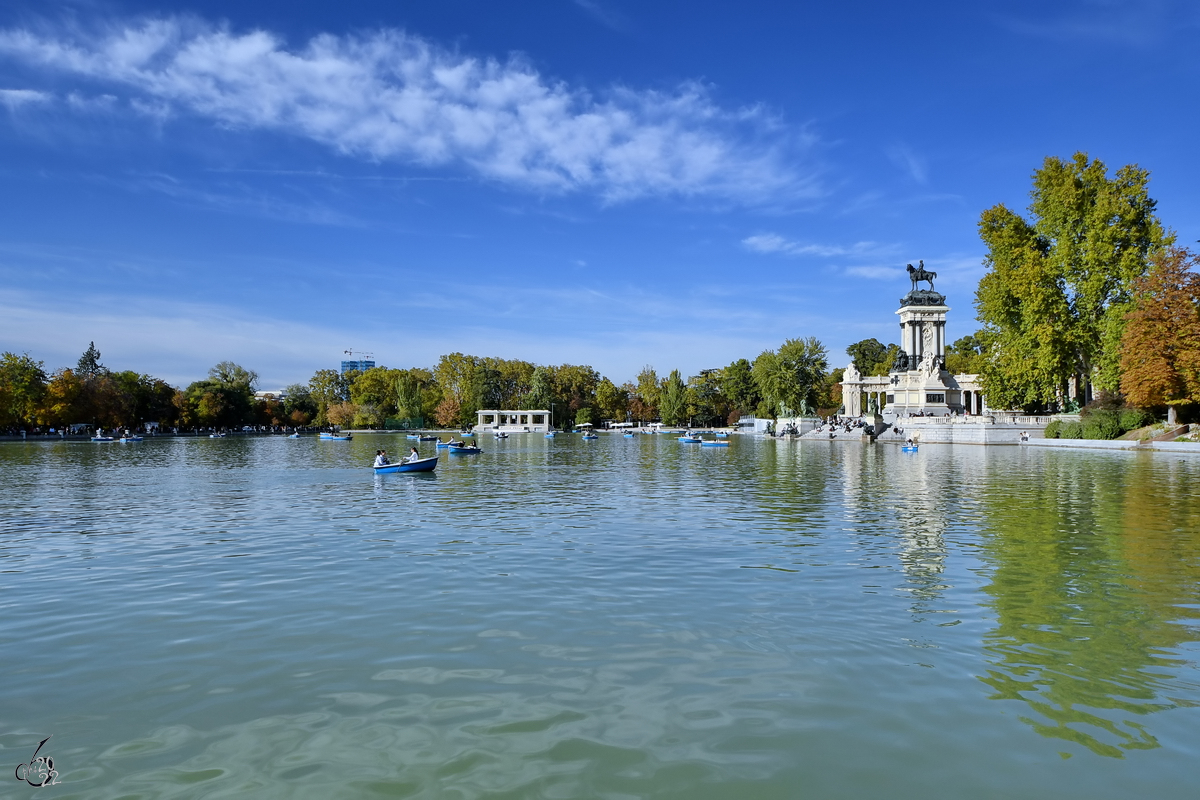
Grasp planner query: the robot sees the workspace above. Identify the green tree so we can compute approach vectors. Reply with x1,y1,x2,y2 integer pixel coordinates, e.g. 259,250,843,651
522,366,555,412
350,367,401,420
659,369,688,425
1119,246,1200,424
393,368,436,423
720,358,760,419
846,338,890,375
283,384,317,425
0,352,48,430
209,361,258,390
751,349,783,418
976,152,1171,409
777,337,829,415
945,334,988,375
687,369,728,427
309,369,349,425
595,377,629,423
76,342,106,378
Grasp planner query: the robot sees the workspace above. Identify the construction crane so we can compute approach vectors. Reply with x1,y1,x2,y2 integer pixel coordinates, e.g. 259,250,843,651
344,349,374,362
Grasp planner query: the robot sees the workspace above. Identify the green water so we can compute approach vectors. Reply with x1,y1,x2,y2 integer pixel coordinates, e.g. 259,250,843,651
1,434,1197,798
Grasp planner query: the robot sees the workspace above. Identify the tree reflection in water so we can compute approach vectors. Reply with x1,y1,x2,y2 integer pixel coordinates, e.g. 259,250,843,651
978,452,1200,757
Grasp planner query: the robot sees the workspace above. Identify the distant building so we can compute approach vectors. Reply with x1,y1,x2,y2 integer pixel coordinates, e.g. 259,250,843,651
255,390,287,401
475,409,552,433
341,360,375,374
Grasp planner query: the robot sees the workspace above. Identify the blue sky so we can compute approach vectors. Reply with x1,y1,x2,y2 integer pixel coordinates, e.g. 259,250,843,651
1,0,1197,389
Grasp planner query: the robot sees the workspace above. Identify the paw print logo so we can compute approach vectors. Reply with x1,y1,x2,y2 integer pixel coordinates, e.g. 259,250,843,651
14,736,59,787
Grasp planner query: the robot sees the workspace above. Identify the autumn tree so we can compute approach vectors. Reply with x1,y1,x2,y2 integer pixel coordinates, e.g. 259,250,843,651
309,369,349,425
283,384,318,426
633,366,660,421
976,152,1170,410
38,369,85,428
1119,247,1200,424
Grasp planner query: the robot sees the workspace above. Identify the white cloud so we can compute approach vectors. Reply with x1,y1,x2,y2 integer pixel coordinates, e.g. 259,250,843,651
0,17,818,204
0,87,50,110
844,265,896,280
741,233,895,258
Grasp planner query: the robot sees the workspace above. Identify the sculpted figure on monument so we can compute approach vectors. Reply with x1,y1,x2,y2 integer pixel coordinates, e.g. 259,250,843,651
895,349,909,371
907,260,938,292
844,362,860,382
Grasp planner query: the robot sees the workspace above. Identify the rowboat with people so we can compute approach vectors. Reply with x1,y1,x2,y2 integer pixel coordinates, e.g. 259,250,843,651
373,456,438,473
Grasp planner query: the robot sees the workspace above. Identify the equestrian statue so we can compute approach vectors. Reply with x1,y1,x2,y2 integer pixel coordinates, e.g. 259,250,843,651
906,260,937,292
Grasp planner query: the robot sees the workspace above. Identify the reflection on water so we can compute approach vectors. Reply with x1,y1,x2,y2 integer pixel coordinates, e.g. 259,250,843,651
1,435,1198,797
977,451,1200,757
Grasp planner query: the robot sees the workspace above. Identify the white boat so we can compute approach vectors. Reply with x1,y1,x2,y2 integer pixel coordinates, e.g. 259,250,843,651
91,436,115,442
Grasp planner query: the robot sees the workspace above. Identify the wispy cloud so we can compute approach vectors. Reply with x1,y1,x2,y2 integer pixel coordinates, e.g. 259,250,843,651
991,0,1198,46
741,233,896,258
572,0,630,32
887,143,927,184
0,16,819,204
0,87,50,110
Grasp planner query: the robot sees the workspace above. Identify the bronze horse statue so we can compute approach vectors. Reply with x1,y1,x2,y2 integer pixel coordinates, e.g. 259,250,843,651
907,261,937,292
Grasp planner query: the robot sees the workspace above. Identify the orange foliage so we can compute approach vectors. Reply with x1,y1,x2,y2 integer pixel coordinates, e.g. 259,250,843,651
1119,247,1200,409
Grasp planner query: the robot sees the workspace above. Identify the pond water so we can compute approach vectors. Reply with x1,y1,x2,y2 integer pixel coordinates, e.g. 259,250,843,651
1,434,1198,799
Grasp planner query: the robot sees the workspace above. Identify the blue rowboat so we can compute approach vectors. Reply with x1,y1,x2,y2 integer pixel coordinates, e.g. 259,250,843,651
91,436,115,442
715,432,729,438
700,440,729,447
448,444,482,454
545,433,556,438
373,456,438,473
623,433,635,438
120,436,143,442
678,435,702,443
436,440,462,448
287,433,301,439
582,433,599,440
319,432,352,440
419,436,439,441
902,446,919,452
405,434,421,440
461,432,475,437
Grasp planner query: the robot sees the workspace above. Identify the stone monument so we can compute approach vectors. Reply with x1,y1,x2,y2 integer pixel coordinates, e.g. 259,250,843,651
888,261,957,416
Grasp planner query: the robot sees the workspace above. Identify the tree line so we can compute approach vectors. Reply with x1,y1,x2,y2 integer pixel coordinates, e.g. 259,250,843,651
1,338,838,433
7,152,1196,432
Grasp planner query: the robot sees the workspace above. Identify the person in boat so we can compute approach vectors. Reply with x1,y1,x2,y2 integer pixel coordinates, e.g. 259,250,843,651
373,450,389,467
407,447,420,463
